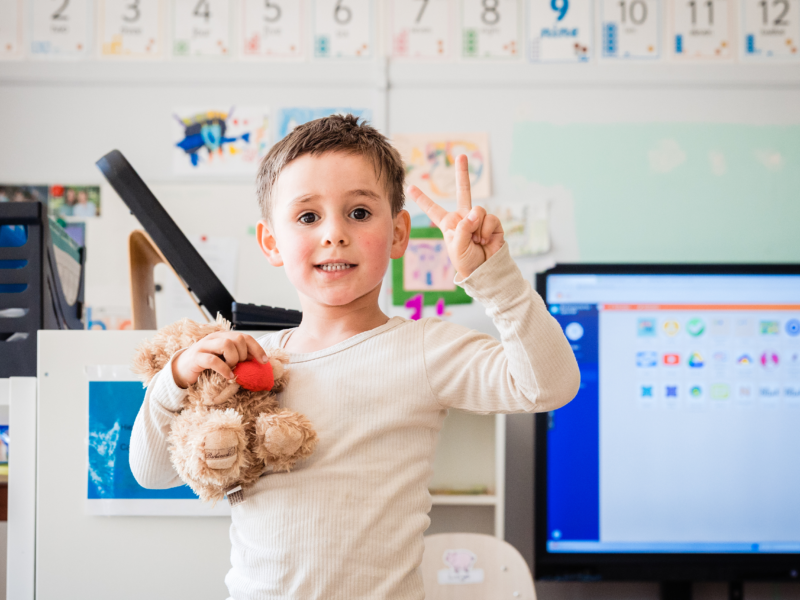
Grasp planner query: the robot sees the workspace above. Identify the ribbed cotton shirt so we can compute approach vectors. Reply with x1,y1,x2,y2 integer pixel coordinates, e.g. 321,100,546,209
130,243,581,600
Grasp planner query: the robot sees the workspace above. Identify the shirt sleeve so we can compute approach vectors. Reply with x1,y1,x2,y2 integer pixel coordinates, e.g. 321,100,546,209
129,352,188,489
422,243,580,414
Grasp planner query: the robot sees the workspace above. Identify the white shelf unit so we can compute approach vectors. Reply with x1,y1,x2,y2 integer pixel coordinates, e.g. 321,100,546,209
428,411,506,539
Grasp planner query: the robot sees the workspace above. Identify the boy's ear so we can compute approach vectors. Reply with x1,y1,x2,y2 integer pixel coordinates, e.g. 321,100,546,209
257,219,284,267
390,210,411,260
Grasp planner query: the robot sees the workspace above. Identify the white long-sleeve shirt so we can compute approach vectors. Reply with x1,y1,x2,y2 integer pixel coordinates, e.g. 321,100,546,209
130,243,580,600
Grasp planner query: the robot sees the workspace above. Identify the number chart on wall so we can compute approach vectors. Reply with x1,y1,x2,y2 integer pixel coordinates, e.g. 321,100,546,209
741,0,799,58
173,0,231,57
600,0,661,59
314,0,373,58
0,0,22,59
390,0,454,59
31,0,91,57
670,0,734,59
241,0,304,59
529,0,593,62
462,0,521,59
100,0,163,57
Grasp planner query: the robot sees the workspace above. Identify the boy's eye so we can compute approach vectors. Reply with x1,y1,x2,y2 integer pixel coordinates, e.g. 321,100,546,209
299,213,318,224
350,208,370,221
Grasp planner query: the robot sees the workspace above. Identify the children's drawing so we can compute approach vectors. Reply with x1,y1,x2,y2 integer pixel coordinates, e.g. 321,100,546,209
172,107,270,175
393,133,492,200
275,107,372,141
437,549,485,584
487,200,551,258
392,227,472,308
404,239,455,292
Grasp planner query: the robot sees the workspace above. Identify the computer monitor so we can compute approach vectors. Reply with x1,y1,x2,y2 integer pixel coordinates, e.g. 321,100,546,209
534,265,800,588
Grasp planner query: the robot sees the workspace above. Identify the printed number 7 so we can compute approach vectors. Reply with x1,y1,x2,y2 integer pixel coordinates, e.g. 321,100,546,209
551,0,569,20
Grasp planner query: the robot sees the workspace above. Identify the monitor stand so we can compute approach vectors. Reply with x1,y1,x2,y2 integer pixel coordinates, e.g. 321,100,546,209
660,582,744,600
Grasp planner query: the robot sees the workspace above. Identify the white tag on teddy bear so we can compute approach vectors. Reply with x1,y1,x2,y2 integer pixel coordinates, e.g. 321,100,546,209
225,485,245,506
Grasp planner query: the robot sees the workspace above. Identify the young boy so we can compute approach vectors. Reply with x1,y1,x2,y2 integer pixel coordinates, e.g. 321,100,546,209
130,115,580,600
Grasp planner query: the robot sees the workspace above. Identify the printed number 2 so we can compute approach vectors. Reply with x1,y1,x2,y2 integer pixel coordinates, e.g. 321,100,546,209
551,0,569,21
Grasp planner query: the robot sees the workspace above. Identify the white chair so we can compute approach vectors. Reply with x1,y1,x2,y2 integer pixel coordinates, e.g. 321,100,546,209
421,533,537,600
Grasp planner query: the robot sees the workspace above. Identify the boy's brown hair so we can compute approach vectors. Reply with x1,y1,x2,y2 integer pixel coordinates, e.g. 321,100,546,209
256,114,405,222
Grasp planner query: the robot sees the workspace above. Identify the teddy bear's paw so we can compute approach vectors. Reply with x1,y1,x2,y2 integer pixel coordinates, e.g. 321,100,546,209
254,410,318,471
203,428,240,470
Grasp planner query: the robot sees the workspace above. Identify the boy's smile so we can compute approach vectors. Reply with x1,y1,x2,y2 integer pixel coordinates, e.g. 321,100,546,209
257,152,410,315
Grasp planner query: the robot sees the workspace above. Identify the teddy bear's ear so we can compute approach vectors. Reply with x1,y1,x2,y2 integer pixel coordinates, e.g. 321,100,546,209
131,318,210,385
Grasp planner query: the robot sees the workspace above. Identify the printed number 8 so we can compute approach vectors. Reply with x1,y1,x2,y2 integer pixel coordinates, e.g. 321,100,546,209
551,0,569,20
481,0,500,25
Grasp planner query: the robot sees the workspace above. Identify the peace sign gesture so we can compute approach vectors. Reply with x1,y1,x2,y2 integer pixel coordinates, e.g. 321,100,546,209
406,154,504,279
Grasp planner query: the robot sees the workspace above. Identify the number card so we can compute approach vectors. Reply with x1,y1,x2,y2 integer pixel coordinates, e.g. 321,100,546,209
173,0,231,57
600,0,661,59
31,0,91,56
241,0,303,59
313,0,373,58
462,0,520,58
670,0,733,59
390,0,453,59
528,0,592,63
100,0,164,57
0,0,23,58
741,0,799,58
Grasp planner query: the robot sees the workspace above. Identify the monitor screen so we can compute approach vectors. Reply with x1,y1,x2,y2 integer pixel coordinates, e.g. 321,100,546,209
539,269,800,558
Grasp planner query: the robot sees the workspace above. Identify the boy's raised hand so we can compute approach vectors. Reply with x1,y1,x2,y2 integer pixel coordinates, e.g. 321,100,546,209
406,154,504,279
172,331,269,389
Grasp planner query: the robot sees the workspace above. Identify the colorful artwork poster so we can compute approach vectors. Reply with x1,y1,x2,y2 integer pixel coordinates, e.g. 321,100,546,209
48,185,101,219
274,107,372,141
392,227,472,307
173,106,270,175
393,133,491,201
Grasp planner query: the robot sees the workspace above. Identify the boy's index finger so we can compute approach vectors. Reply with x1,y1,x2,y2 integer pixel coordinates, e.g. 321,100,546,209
406,185,447,227
455,154,472,214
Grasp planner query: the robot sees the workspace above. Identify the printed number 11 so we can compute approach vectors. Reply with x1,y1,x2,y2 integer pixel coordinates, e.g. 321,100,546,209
688,0,714,25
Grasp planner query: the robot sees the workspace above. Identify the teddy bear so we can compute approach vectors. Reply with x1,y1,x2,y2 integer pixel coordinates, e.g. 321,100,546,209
132,315,317,505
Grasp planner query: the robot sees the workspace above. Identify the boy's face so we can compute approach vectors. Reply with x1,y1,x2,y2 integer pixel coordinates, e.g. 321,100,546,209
257,152,409,310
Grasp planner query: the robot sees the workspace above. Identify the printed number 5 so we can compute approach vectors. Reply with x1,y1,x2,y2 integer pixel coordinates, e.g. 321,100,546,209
264,0,281,22
551,0,569,20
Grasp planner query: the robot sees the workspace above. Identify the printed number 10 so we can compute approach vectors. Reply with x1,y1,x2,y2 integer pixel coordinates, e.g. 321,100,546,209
551,0,569,20
619,0,648,24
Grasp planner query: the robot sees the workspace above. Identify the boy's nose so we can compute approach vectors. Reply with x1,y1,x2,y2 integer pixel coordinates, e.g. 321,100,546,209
321,222,349,246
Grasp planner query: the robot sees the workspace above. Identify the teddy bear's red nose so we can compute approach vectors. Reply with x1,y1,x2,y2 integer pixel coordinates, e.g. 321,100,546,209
233,360,274,392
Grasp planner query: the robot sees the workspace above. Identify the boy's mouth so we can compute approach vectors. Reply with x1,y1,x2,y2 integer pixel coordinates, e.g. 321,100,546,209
315,262,356,272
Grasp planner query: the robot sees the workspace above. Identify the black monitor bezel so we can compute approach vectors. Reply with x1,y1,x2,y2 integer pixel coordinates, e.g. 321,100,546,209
534,263,800,582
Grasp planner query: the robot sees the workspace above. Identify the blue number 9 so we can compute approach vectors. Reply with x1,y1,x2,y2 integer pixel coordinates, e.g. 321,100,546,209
551,0,569,20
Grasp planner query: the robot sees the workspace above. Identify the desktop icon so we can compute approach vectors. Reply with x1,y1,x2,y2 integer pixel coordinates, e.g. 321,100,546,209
737,354,753,366
640,385,654,398
637,318,657,337
735,318,755,337
663,353,680,366
636,351,658,367
736,384,753,400
665,385,679,398
688,352,705,368
785,386,800,401
710,384,730,400
689,385,703,398
759,385,780,399
760,351,779,369
760,320,780,335
709,318,729,336
565,322,584,341
663,320,680,336
786,319,800,337
712,351,727,364
549,305,560,314
686,318,705,337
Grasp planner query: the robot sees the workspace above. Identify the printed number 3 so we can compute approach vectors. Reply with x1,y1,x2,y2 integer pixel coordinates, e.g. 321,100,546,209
123,0,141,22
551,0,569,20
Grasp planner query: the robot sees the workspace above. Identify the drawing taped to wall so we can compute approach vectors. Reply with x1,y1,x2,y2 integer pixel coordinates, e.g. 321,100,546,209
274,107,372,141
173,106,270,175
392,133,491,201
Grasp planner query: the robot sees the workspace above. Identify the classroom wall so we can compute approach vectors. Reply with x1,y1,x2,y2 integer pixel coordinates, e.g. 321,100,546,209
2,42,800,600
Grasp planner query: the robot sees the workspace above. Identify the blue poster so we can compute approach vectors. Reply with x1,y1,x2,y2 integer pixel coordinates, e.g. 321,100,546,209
88,381,196,500
275,107,372,142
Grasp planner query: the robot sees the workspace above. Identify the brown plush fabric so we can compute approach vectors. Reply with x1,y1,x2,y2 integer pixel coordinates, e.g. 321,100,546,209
131,316,317,504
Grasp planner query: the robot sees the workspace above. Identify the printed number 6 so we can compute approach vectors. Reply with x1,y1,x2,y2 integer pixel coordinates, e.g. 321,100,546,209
551,0,569,20
334,0,352,24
